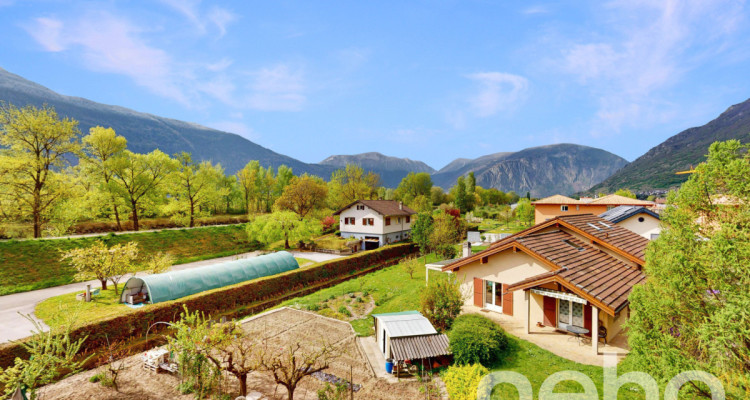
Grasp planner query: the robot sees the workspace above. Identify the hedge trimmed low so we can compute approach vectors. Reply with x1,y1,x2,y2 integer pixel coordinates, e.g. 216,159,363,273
0,243,417,369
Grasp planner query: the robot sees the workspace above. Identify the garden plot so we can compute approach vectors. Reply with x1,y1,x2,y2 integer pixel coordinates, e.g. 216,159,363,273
38,307,427,400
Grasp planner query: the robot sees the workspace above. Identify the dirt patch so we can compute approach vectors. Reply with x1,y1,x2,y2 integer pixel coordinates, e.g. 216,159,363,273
38,307,428,400
312,291,375,321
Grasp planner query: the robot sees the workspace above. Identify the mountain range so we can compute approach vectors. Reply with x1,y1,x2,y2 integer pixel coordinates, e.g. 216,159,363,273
587,97,750,194
7,66,744,197
431,144,628,197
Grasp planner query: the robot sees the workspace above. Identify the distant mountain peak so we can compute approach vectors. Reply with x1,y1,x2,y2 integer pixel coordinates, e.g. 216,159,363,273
587,97,750,193
319,152,436,174
432,143,627,197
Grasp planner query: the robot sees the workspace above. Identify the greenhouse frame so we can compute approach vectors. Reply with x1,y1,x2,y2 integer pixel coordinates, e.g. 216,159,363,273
120,251,299,304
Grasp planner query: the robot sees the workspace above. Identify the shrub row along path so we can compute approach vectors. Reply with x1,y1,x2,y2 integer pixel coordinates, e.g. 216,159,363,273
1,221,246,242
0,250,343,343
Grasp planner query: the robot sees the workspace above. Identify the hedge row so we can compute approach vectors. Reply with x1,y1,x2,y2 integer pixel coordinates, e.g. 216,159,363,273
0,243,417,369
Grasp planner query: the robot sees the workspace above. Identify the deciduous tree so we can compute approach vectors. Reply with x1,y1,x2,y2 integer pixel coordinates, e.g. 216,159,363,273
420,274,464,332
514,198,534,226
109,149,175,231
0,315,89,400
237,160,260,213
258,338,338,400
411,213,434,258
166,153,223,227
430,210,464,259
614,188,637,199
246,211,321,249
0,103,80,238
628,140,750,398
454,176,467,213
80,126,128,230
275,174,328,219
62,240,139,294
327,164,379,209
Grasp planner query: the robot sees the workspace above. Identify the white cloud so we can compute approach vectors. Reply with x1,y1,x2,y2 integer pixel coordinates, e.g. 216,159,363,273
244,65,306,111
27,17,65,51
24,11,307,112
159,0,236,36
522,6,549,15
465,72,529,117
558,0,745,136
25,13,188,104
207,120,258,140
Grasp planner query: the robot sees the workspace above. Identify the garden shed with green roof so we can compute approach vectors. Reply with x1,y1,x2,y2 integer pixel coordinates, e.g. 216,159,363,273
120,251,299,304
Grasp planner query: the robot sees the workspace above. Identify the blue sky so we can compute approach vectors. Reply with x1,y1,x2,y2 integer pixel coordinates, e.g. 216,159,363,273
1,1,749,170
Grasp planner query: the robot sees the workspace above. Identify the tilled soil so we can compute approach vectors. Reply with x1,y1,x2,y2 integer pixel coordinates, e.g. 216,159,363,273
38,308,429,400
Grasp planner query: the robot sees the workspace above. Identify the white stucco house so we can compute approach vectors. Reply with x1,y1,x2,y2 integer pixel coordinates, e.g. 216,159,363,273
599,206,661,240
333,200,417,250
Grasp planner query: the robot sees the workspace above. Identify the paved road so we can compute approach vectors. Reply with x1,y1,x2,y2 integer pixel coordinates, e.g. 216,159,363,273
0,250,342,343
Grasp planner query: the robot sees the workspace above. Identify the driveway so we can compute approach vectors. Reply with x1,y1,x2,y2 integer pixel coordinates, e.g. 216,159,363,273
0,251,343,343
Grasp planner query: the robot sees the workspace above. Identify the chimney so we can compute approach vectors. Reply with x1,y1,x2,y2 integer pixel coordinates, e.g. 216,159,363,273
399,201,403,210
462,241,472,258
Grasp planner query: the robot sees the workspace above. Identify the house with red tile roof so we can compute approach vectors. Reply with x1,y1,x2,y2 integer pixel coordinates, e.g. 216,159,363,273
437,213,649,355
333,200,416,250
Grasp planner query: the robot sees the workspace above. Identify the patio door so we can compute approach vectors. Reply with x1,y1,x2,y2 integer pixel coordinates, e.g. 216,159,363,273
558,300,585,330
484,280,503,312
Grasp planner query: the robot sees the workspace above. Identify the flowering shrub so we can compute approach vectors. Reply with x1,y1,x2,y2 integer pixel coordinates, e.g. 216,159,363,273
442,364,488,400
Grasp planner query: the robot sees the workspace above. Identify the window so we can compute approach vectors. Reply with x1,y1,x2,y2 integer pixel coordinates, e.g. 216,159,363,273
561,205,569,212
607,205,615,211
385,217,391,226
362,218,374,226
405,216,410,223
344,217,355,225
397,217,400,223
650,233,660,240
638,217,645,222
356,204,365,210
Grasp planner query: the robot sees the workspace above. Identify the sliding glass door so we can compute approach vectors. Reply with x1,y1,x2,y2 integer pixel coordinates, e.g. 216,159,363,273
558,300,584,329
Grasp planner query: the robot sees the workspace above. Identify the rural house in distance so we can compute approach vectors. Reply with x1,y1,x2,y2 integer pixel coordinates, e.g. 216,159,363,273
599,205,661,240
334,200,416,250
532,194,656,224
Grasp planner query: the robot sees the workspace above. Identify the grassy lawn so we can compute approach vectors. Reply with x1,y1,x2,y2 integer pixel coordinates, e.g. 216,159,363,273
294,257,314,266
35,284,140,330
278,253,446,336
486,336,646,399
0,224,260,295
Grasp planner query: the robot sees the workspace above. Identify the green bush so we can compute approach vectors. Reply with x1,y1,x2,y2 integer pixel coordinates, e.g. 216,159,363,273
338,306,352,317
442,364,488,400
449,314,508,366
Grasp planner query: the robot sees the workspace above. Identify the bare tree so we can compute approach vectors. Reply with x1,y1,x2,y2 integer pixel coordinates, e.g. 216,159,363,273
201,323,258,397
258,340,338,400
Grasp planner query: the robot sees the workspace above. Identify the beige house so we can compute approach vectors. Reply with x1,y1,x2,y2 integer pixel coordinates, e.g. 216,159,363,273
532,194,656,224
599,206,661,240
436,214,649,355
